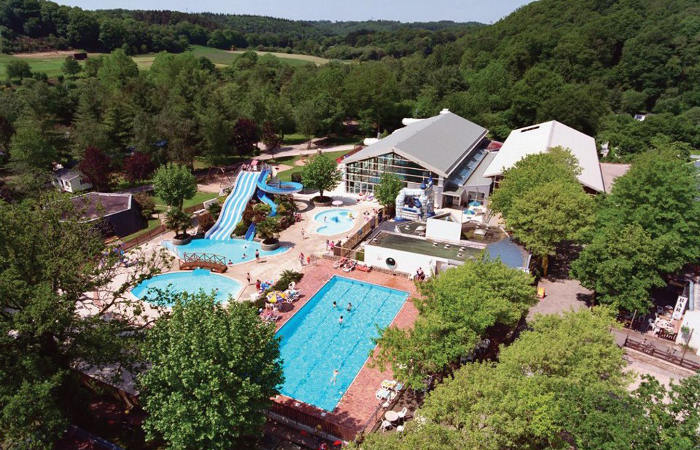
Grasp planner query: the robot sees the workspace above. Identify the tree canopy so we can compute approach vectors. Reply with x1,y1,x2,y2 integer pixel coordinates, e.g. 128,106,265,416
373,257,535,389
152,163,197,211
360,308,700,449
301,153,342,200
139,295,283,449
375,172,404,210
0,195,164,447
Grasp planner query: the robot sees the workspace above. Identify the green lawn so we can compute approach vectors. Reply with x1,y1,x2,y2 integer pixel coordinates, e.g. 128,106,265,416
1,46,328,79
121,217,161,242
152,191,218,211
282,133,310,145
275,149,353,182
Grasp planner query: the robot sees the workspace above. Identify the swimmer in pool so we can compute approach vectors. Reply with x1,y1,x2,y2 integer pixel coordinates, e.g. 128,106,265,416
332,301,337,309
331,369,339,384
339,315,343,325
346,302,352,311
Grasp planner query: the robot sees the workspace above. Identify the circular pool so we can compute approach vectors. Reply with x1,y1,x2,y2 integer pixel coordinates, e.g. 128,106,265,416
314,209,355,236
131,269,241,306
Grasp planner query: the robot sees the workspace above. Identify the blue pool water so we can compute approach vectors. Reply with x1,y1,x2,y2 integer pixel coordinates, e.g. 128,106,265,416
163,238,287,264
131,269,241,305
314,209,355,236
276,276,408,411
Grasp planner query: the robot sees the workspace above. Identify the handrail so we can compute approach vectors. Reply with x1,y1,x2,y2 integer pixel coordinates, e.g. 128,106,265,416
182,252,226,265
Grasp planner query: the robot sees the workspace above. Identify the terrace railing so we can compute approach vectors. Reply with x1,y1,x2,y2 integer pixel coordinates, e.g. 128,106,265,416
179,252,227,272
623,335,700,371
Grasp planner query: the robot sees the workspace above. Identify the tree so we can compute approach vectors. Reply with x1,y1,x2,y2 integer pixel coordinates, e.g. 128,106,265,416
0,195,164,447
506,180,594,275
152,163,197,211
97,48,138,90
8,112,56,173
256,216,279,244
6,60,31,80
232,118,259,155
61,55,81,78
78,146,112,191
373,257,535,389
123,151,156,183
489,147,581,218
164,207,192,238
571,224,664,312
139,295,283,449
597,149,700,274
294,98,320,146
375,173,404,211
261,120,282,151
301,153,342,201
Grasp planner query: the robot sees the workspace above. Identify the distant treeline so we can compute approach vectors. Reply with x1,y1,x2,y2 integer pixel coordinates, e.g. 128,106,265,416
0,1,480,58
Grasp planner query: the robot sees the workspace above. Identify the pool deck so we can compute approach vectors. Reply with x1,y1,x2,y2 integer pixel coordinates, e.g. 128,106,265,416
270,258,420,440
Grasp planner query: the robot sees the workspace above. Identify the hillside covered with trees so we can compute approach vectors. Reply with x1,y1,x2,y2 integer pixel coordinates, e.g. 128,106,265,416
0,0,697,201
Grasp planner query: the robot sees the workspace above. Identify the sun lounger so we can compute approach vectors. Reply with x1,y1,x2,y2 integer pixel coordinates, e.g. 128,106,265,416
376,388,392,400
333,257,348,269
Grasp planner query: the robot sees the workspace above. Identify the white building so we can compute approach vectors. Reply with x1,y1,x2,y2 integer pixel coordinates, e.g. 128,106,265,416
52,168,92,193
483,120,605,193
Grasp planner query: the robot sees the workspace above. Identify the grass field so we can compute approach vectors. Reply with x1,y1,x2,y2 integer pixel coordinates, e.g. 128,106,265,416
152,191,218,211
274,149,353,182
0,45,329,78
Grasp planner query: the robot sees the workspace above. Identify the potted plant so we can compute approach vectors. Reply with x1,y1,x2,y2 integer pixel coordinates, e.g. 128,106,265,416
257,217,280,250
166,208,193,245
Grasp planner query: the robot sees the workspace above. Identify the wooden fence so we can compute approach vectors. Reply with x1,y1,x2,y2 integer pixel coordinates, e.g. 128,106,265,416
121,224,167,251
332,210,384,258
623,335,700,371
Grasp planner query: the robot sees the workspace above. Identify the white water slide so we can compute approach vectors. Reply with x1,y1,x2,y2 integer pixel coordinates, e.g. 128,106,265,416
205,171,260,240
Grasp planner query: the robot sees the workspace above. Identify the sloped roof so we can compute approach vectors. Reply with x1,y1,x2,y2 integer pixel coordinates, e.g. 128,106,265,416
599,163,631,193
483,121,605,192
71,192,133,220
343,112,488,177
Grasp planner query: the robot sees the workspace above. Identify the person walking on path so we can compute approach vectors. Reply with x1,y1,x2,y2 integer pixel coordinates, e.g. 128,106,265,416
246,272,251,284
255,249,260,262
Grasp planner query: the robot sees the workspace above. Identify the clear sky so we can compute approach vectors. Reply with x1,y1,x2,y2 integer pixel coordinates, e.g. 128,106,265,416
56,1,534,24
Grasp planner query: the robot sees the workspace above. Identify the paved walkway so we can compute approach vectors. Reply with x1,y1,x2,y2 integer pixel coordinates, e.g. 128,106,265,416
527,278,591,322
257,143,355,161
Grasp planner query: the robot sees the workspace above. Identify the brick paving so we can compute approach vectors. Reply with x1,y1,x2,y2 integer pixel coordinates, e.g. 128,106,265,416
269,258,420,440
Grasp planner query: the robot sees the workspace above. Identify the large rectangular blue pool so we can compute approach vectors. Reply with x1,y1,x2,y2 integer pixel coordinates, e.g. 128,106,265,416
276,276,408,411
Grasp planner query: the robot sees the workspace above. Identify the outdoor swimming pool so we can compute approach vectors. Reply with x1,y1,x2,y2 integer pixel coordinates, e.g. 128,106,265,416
314,209,355,236
163,238,287,264
130,269,241,306
276,276,408,411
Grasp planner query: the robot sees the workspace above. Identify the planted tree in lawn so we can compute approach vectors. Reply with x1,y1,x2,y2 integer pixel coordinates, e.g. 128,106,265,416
6,60,32,81
152,163,196,211
301,153,342,202
375,172,404,213
123,151,156,183
0,195,167,447
139,295,283,449
78,146,112,191
373,257,536,389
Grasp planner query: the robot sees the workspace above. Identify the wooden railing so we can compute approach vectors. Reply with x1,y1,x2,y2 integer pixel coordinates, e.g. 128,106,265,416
623,335,700,371
333,210,384,258
180,252,227,272
121,224,167,251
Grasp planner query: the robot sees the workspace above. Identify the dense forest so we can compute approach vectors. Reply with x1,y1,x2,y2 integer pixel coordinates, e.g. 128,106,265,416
0,0,698,200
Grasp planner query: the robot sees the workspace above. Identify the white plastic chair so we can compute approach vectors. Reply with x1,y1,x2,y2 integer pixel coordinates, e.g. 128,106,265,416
381,420,392,432
397,407,408,419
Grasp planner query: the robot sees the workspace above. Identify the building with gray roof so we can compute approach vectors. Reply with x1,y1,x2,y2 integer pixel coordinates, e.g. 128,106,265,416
341,110,490,208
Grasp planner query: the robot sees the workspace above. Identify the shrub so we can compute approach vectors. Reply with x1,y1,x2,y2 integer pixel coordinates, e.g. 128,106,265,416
233,220,248,237
272,270,303,291
133,193,156,219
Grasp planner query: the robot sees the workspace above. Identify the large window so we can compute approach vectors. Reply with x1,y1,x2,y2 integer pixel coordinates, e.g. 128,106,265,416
345,153,437,193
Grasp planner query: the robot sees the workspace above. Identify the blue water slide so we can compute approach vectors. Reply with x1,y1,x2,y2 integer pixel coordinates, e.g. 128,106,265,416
244,223,256,241
205,171,259,240
256,169,304,194
257,190,277,216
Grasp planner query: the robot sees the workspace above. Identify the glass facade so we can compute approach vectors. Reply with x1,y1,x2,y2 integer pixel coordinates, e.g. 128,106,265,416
345,153,438,194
